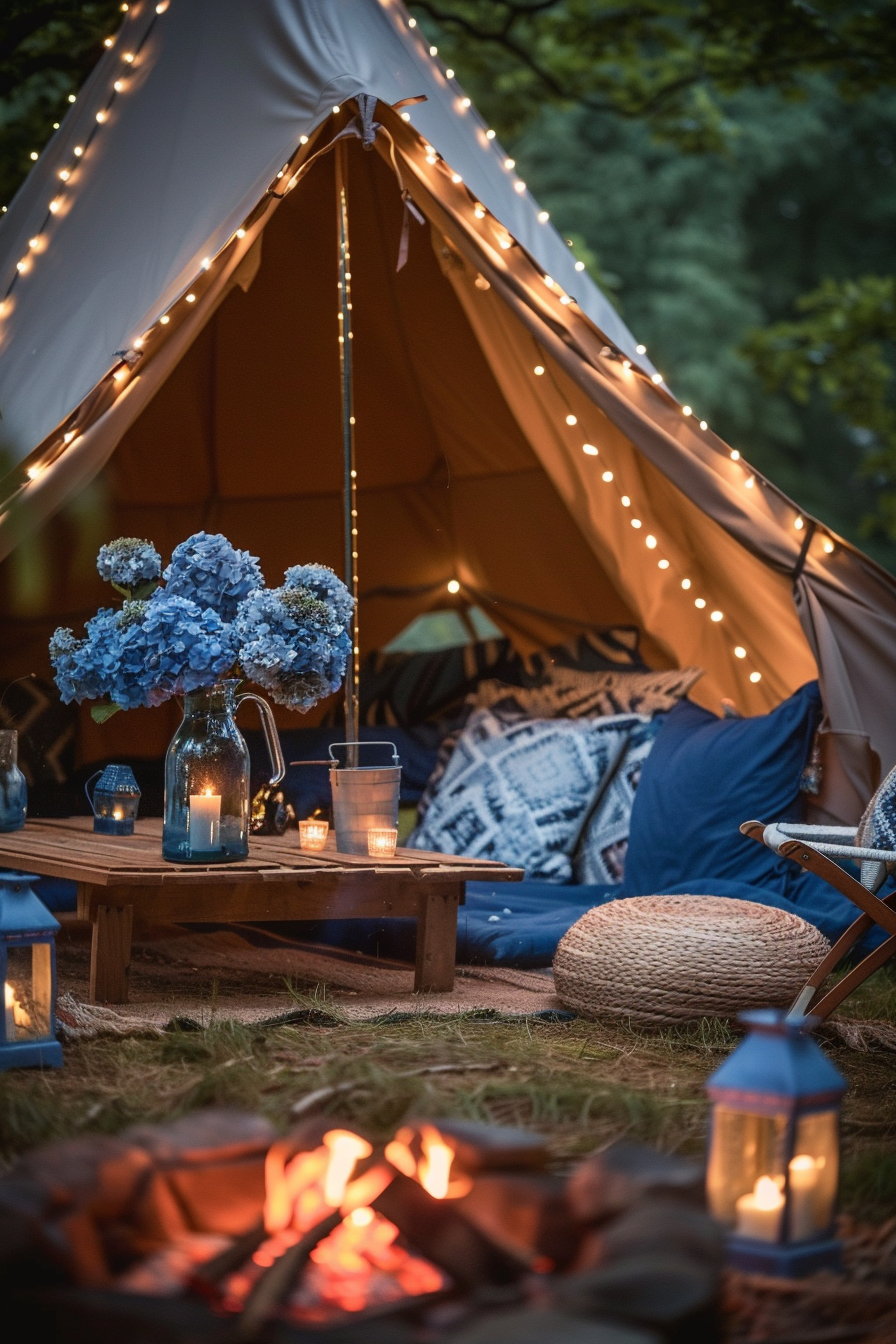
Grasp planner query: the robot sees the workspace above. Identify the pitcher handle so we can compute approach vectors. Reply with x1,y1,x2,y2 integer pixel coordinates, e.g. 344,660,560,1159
84,769,102,818
236,693,286,785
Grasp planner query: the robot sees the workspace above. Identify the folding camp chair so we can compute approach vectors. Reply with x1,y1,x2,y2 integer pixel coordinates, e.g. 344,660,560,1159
740,820,896,1021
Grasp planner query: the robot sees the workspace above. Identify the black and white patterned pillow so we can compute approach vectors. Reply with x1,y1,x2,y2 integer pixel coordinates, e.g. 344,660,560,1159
574,717,665,885
407,708,645,882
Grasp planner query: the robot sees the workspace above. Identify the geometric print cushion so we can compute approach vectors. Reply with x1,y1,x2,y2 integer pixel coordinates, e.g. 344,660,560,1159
407,708,646,883
574,716,666,886
474,666,703,721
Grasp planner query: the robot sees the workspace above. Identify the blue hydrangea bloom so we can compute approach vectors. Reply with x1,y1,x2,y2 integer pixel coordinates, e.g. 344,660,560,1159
50,595,236,709
49,608,126,704
284,563,355,629
234,578,352,710
96,537,162,591
164,532,264,622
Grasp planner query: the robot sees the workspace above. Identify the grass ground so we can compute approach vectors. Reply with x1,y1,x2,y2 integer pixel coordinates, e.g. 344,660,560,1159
2,967,895,1220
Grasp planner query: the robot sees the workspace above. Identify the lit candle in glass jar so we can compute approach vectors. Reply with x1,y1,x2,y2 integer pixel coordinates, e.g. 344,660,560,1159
299,818,329,851
735,1175,785,1241
368,827,398,858
189,788,221,852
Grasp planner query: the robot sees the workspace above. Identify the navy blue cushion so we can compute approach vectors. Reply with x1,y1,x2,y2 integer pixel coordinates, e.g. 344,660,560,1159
623,681,884,948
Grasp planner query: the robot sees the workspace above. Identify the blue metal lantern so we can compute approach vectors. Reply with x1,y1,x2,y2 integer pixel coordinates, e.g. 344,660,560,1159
705,1010,845,1277
0,871,62,1071
86,764,141,835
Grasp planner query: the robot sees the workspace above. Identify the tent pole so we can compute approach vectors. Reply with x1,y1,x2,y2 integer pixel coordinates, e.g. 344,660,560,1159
336,141,359,766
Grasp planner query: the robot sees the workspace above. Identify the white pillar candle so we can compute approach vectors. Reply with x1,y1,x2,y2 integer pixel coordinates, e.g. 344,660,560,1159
735,1175,785,1242
4,983,16,1041
189,789,221,852
788,1154,820,1241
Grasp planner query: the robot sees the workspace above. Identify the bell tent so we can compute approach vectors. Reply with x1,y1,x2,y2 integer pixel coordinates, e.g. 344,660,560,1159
1,0,894,824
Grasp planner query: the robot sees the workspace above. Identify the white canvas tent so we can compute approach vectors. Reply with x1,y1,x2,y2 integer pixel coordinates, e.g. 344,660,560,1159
1,0,895,824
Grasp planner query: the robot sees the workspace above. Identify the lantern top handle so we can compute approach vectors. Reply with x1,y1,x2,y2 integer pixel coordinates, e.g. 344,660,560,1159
739,1009,819,1036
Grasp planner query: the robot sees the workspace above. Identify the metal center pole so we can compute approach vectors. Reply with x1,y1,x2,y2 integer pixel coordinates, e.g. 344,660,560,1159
336,143,360,767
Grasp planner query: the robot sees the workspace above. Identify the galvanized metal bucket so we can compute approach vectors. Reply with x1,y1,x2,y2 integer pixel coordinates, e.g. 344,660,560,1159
329,741,401,856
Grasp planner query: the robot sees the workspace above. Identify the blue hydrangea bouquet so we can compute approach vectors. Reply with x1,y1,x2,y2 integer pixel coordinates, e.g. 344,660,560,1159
50,532,353,722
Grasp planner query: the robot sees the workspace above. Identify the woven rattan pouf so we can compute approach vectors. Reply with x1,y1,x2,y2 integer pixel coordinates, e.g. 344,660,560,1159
553,895,831,1025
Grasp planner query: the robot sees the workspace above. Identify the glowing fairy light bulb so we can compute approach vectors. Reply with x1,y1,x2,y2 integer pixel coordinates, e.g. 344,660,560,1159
429,45,438,55
185,293,196,302
682,405,692,416
823,539,834,553
699,420,708,430
486,128,496,139
575,260,585,271
621,495,631,507
734,646,746,658
27,465,42,480
236,227,246,238
159,314,170,324
730,449,740,460
401,111,411,121
533,365,544,376
711,610,723,622
537,210,549,222
114,79,124,91
658,558,670,569
651,372,663,385
681,578,691,590
332,105,341,114
636,343,646,354
602,471,613,482
565,414,577,426
623,359,631,369
631,518,642,529
29,151,38,161
447,580,460,594
695,598,706,609
474,204,485,218
750,671,762,683
73,146,84,157
583,444,598,456
794,516,804,530
745,475,755,488
408,15,417,25
451,172,462,184
445,68,455,79
59,169,70,181
95,110,107,123
514,180,526,193
645,535,657,549
123,52,135,62
504,157,515,170
68,94,76,103
104,36,114,47
201,257,211,270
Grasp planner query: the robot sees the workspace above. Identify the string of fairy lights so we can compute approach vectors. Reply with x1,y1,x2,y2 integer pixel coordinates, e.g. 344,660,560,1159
0,0,841,698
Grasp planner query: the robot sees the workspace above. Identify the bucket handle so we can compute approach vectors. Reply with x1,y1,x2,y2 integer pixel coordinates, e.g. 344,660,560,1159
328,741,400,768
84,769,102,818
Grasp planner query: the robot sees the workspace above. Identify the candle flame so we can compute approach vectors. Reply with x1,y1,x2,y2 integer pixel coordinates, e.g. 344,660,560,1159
5,982,31,1029
754,1175,784,1210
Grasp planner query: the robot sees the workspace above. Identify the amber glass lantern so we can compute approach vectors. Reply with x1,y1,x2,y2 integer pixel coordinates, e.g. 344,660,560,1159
706,1010,845,1276
0,871,63,1071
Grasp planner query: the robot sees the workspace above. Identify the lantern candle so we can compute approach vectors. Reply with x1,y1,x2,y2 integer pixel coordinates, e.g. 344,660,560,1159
189,788,221,853
735,1175,785,1242
368,827,398,858
788,1154,820,1241
299,818,329,851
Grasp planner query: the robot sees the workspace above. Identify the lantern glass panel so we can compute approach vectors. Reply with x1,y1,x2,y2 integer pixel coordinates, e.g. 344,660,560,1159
788,1110,839,1240
707,1106,788,1226
4,943,52,1042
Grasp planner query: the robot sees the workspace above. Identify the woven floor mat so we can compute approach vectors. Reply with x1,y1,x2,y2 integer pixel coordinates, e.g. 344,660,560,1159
54,923,563,1036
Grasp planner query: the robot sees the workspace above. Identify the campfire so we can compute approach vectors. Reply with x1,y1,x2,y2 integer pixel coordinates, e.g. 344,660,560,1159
0,1108,723,1342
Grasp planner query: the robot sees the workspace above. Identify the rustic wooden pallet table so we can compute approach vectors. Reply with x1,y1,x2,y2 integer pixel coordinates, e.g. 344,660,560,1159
0,819,522,1004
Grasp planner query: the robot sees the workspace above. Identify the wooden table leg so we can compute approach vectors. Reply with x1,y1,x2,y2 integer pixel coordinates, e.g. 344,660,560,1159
415,883,461,993
89,903,134,1004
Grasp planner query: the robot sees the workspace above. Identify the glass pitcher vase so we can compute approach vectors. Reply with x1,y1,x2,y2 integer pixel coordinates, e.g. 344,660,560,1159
162,680,285,864
0,731,27,833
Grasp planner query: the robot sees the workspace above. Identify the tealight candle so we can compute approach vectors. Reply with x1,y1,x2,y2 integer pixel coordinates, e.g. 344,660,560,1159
368,827,398,858
189,788,221,852
299,818,329,851
735,1175,785,1242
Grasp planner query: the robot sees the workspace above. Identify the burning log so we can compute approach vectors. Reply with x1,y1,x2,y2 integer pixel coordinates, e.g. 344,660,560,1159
0,1110,724,1343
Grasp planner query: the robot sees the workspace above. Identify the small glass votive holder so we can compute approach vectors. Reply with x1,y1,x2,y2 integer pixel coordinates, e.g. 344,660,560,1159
368,827,398,858
299,818,329,851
